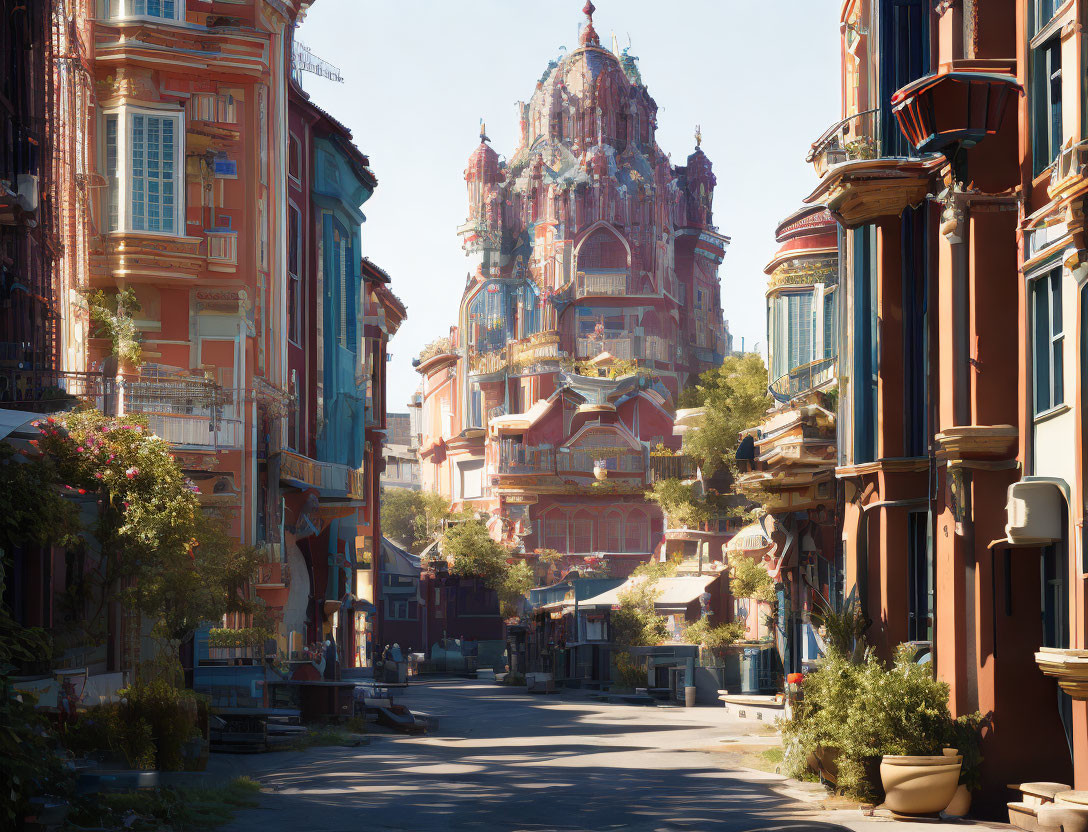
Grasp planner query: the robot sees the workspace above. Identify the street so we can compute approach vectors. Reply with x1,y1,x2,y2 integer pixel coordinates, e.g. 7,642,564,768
211,682,1009,832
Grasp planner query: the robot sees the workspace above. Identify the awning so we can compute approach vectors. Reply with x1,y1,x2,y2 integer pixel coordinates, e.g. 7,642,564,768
727,521,773,554
579,575,717,612
0,409,48,443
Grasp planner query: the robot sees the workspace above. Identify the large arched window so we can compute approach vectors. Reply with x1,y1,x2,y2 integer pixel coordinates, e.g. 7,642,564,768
576,226,628,271
625,510,647,553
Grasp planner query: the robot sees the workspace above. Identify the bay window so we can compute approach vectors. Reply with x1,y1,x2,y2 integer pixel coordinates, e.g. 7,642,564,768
103,108,183,235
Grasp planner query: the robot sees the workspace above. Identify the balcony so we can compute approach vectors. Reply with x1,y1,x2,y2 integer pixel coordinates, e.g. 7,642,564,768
205,229,238,272
498,445,556,475
807,109,879,177
278,449,366,500
469,350,508,377
769,356,836,403
576,270,629,298
648,453,696,483
141,412,242,448
0,367,112,412
92,231,204,285
1035,648,1088,699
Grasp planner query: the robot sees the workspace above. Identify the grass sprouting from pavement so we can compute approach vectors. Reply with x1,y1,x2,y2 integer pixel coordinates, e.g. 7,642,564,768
69,776,263,830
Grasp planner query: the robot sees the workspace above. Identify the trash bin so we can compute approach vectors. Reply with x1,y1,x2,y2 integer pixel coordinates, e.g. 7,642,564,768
684,685,697,707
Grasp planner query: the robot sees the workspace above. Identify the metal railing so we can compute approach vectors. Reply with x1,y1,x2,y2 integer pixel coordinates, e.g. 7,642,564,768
577,270,629,297
648,454,696,483
0,368,112,412
141,412,242,448
807,109,879,176
498,445,556,475
278,449,366,499
769,356,837,403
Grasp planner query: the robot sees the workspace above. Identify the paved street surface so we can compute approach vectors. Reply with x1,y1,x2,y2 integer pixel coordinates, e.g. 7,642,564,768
213,681,1010,832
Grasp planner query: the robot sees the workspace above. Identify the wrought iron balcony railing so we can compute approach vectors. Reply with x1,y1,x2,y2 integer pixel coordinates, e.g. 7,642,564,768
769,356,837,403
807,109,879,177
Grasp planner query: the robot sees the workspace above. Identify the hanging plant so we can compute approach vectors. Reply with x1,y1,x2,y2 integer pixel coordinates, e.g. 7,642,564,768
85,287,143,368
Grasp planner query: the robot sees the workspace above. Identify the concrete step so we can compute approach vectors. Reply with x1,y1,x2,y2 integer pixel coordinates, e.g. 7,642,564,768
1008,801,1042,832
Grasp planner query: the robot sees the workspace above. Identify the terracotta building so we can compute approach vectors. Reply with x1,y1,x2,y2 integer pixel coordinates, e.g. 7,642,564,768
415,2,728,574
804,0,1086,817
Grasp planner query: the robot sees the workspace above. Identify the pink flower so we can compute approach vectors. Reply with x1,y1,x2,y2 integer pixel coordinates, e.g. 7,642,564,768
123,501,130,509
126,467,138,479
76,447,84,453
77,489,86,495
94,472,103,480
47,417,55,424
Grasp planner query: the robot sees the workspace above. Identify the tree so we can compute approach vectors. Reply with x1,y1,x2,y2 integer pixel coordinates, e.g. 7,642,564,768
441,519,529,618
610,578,669,647
381,488,462,554
728,551,776,604
681,617,746,652
34,410,262,644
644,478,710,528
678,353,772,474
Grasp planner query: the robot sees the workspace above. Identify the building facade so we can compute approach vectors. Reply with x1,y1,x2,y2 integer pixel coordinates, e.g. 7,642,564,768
382,411,421,490
805,0,1086,816
416,2,728,574
0,1,403,677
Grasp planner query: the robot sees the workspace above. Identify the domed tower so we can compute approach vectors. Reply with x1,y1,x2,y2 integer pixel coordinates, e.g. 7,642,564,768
461,122,504,275
683,127,717,228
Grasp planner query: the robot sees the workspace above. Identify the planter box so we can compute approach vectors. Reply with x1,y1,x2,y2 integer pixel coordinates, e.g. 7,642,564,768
880,754,961,815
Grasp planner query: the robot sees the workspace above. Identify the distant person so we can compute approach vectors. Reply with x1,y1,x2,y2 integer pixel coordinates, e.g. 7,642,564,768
323,638,337,680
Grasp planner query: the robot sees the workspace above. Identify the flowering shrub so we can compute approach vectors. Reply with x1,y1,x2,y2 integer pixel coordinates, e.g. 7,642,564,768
34,409,262,643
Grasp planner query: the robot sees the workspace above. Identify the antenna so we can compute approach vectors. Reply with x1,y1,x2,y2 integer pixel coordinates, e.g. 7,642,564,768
291,39,344,83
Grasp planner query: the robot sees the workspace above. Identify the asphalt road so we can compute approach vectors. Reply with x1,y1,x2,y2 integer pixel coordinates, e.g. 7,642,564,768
212,681,1009,832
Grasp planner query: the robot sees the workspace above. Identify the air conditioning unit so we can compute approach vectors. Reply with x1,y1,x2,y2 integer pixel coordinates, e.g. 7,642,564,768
1005,479,1064,545
16,174,38,213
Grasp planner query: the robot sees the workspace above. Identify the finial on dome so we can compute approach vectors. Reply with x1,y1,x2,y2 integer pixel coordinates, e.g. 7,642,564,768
579,0,600,46
480,118,489,143
695,124,702,148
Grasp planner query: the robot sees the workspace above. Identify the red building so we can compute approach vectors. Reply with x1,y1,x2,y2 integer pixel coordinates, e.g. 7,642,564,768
416,3,729,571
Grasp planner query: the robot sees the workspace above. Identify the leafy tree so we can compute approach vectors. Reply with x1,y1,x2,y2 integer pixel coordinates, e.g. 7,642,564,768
611,578,669,647
441,519,529,618
86,287,143,368
681,617,746,651
728,551,776,604
0,443,79,552
678,353,771,474
381,488,463,554
645,478,710,528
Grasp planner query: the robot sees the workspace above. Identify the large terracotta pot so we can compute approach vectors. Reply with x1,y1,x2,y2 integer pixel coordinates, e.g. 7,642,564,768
943,784,971,817
880,754,962,815
806,745,840,784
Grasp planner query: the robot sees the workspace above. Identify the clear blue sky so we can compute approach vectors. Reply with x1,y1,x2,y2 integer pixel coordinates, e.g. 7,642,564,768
296,0,843,411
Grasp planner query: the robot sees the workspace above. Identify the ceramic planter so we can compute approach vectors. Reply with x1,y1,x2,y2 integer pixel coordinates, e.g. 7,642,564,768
943,784,971,817
879,754,962,815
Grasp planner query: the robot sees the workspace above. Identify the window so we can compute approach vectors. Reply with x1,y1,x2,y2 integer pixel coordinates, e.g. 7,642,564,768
1032,0,1060,36
902,205,928,456
852,225,878,463
458,460,484,500
288,205,301,344
572,513,592,554
603,512,622,553
287,371,299,451
625,511,647,553
1032,268,1064,414
879,0,929,157
1033,36,1062,175
103,0,182,19
822,288,836,360
544,513,567,553
103,109,182,234
385,599,418,621
289,135,301,181
906,511,932,642
771,291,814,379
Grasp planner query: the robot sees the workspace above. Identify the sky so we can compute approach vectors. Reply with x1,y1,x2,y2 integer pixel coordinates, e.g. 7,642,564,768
296,0,843,412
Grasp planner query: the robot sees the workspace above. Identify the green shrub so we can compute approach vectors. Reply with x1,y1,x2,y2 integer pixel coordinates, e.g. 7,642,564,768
207,627,273,649
501,672,526,686
781,645,980,802
613,653,646,690
117,678,201,770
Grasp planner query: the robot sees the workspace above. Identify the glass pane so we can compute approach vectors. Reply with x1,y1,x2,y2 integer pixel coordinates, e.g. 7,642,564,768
1034,279,1051,413
1051,270,1063,335
1053,337,1064,406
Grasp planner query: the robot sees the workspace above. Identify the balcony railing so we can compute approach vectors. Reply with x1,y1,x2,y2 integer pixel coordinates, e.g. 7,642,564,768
141,412,242,448
577,270,629,297
498,445,556,475
769,356,837,403
205,229,238,268
648,454,697,483
807,109,879,177
0,368,112,412
279,449,366,500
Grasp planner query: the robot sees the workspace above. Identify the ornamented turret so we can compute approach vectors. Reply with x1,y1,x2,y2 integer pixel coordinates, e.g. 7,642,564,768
579,1,600,47
684,125,716,228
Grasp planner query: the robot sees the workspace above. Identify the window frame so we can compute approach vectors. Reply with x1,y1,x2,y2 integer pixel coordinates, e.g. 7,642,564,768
287,202,302,346
1032,34,1063,176
101,0,184,21
101,105,185,237
1031,266,1065,417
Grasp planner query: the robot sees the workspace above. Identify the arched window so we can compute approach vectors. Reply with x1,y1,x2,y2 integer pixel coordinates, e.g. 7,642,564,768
604,511,623,553
545,512,567,553
625,510,647,553
576,226,628,272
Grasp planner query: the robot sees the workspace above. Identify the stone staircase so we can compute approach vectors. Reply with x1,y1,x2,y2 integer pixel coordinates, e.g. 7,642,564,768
1008,782,1088,832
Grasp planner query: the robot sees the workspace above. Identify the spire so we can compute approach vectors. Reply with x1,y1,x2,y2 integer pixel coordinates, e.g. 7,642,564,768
579,0,600,47
695,124,702,148
480,118,490,143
